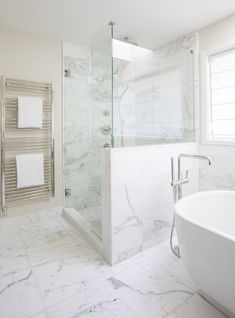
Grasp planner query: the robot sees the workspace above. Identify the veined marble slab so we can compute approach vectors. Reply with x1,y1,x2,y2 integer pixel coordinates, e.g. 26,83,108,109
109,142,199,264
0,208,226,318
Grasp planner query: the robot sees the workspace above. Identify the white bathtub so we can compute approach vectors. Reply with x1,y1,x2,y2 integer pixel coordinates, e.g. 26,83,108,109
175,191,235,318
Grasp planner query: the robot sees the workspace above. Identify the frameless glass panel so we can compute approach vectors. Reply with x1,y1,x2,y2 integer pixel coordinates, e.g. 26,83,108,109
63,24,113,239
63,43,90,211
112,24,195,147
86,24,113,237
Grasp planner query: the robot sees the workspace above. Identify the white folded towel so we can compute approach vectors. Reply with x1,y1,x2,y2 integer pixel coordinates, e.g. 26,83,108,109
18,96,43,128
16,153,44,188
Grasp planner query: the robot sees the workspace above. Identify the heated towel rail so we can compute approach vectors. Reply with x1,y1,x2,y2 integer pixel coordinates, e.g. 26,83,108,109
0,77,55,216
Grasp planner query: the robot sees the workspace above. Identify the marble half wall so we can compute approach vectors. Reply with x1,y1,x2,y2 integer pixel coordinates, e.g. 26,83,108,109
104,143,199,265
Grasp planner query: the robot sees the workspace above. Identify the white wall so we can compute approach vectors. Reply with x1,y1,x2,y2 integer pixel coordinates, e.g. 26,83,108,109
199,14,235,51
0,27,63,216
198,14,235,191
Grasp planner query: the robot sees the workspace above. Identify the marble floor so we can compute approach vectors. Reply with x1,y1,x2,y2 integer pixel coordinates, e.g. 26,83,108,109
0,209,226,318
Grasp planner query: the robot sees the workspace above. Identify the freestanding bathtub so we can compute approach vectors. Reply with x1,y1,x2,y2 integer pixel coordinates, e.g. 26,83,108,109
175,191,235,318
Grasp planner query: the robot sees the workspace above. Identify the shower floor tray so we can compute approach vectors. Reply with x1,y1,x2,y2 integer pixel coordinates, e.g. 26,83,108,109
76,206,102,239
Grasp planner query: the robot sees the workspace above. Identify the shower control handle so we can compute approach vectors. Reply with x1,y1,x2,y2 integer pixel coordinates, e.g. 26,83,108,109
65,188,71,198
101,125,111,135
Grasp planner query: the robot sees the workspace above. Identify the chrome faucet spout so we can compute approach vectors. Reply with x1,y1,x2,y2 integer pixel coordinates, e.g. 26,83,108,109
177,154,212,199
179,154,212,165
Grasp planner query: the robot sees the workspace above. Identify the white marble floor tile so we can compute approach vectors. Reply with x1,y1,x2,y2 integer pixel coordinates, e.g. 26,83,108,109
147,241,196,291
26,236,87,267
18,208,62,224
98,249,157,280
18,210,92,262
0,210,228,318
0,269,45,318
167,294,226,318
46,278,136,318
33,255,106,308
107,256,194,318
18,210,73,249
0,227,22,249
0,244,31,276
0,215,19,231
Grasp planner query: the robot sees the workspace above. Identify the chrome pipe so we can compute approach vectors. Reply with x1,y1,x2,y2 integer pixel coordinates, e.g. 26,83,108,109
1,77,6,216
170,153,212,258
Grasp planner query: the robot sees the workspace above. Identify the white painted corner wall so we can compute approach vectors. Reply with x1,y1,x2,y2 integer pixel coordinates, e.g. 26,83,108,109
0,27,63,216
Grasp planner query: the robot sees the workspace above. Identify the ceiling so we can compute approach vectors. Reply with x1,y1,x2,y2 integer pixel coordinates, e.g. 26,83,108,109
0,0,235,47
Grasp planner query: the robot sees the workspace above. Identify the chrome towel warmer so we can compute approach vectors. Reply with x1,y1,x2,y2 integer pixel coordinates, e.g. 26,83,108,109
0,77,55,216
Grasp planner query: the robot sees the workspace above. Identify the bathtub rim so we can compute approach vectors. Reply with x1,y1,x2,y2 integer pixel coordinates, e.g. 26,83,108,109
175,190,235,243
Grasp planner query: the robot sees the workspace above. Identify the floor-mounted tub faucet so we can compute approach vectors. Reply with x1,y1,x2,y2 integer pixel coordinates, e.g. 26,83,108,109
170,154,212,258
174,154,212,200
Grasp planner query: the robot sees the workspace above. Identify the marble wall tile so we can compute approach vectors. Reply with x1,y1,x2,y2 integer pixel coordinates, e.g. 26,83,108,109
110,143,199,264
199,144,235,191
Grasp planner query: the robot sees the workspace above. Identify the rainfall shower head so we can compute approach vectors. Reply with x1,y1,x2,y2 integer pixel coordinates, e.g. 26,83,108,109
123,37,138,46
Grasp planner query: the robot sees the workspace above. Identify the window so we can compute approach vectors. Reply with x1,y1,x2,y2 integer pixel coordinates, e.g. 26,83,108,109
206,48,235,142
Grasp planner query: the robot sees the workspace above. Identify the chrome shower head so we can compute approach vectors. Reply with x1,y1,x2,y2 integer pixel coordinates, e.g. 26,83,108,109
123,37,138,46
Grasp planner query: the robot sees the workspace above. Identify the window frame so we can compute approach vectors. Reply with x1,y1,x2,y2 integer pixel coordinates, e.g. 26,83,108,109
201,43,235,146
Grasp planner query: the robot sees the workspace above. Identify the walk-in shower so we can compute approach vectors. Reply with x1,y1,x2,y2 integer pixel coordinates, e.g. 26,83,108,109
63,22,196,262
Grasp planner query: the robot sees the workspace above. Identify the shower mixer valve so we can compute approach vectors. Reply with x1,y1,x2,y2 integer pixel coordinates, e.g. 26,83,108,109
102,110,110,116
101,125,111,135
65,188,71,198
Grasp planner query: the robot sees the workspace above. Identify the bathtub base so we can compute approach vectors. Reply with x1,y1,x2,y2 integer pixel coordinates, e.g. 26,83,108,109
199,290,235,318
